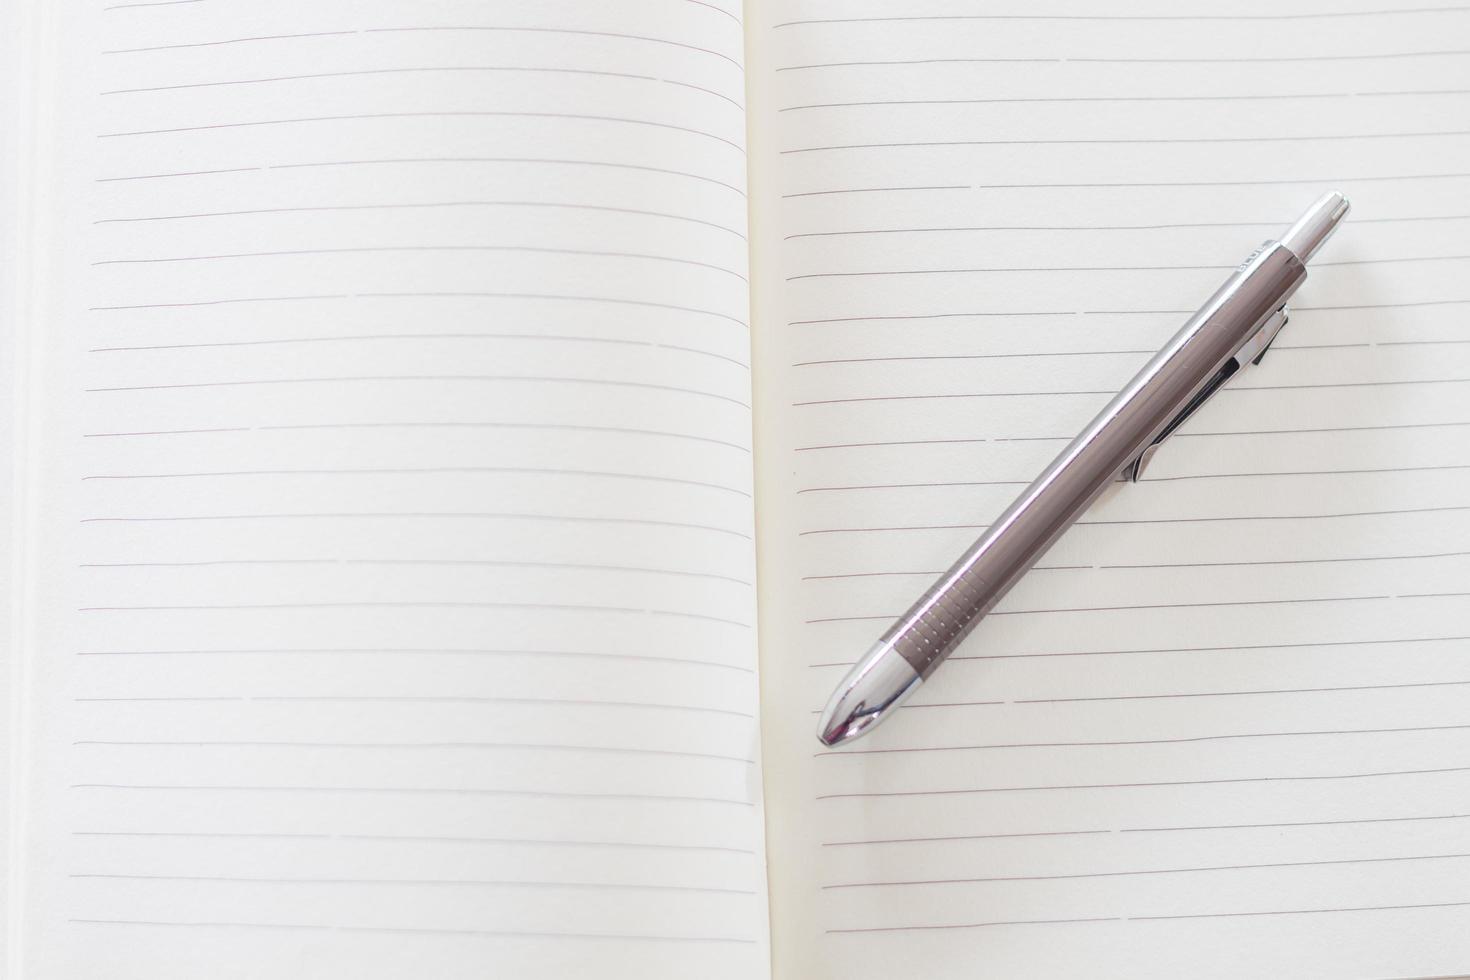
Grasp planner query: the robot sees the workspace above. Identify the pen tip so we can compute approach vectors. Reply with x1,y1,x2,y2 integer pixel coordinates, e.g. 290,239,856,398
815,645,923,747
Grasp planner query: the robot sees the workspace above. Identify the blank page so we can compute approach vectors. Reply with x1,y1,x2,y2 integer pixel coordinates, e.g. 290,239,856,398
16,2,763,978
747,1,1470,977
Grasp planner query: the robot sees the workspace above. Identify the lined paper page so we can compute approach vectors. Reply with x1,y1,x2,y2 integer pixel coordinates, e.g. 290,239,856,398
18,2,762,978
747,1,1470,977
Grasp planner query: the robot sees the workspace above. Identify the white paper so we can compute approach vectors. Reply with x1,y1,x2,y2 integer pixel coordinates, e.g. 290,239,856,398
747,2,1470,977
14,2,764,978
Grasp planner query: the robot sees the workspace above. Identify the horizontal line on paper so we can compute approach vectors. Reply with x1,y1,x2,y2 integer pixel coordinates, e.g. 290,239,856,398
97,157,745,194
794,419,1470,451
781,88,1470,111
75,648,754,672
778,49,1470,71
73,830,755,854
816,764,1470,800
75,740,755,763
81,466,750,497
783,129,1470,154
79,512,751,539
69,784,757,805
826,851,1470,890
797,463,1470,492
807,635,1470,668
825,812,1470,847
73,696,753,716
785,213,1470,237
828,900,1470,934
84,375,749,407
83,421,751,452
100,66,744,109
76,601,751,628
94,200,746,238
71,918,755,943
81,558,752,586
93,245,748,281
776,8,1470,27
70,873,756,895
103,24,742,69
821,723,1470,755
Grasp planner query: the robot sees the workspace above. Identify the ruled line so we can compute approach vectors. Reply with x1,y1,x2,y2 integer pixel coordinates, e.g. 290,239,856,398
79,513,751,539
81,558,752,586
781,185,968,198
828,916,1120,934
103,25,743,69
75,696,753,717
778,50,1470,71
93,245,749,282
819,724,1470,756
72,830,755,855
101,65,662,94
794,419,1470,451
932,679,1470,707
81,466,750,497
71,873,756,895
776,8,1470,27
800,550,1470,578
80,421,750,452
71,918,755,944
786,298,1468,325
104,0,203,8
816,765,1470,800
684,0,741,25
359,26,743,69
790,378,1470,408
87,334,750,369
824,829,1109,847
75,740,755,764
799,504,1470,535
1121,813,1470,834
796,463,1470,493
825,813,1470,845
78,601,750,628
83,376,750,408
825,852,1470,890
97,158,746,194
74,648,753,673
71,784,756,805
1133,900,1470,922
785,214,1470,237
785,254,1468,279
827,902,1470,934
944,634,1470,664
783,129,1470,155
93,200,746,239
98,111,745,154
88,293,750,324
780,88,1470,110
100,65,745,109
102,31,357,52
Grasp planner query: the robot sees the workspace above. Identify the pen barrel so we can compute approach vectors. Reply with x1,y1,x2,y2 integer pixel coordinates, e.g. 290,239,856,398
881,243,1306,678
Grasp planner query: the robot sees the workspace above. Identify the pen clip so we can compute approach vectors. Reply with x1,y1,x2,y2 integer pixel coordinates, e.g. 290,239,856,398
1120,304,1290,483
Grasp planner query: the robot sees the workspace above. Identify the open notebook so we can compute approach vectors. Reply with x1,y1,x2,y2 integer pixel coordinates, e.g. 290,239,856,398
1,1,1467,977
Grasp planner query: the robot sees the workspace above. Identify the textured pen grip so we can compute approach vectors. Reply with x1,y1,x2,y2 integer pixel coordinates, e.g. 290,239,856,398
881,560,993,678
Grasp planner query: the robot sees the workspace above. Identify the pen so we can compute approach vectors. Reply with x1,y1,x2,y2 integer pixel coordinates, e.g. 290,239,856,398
817,191,1351,747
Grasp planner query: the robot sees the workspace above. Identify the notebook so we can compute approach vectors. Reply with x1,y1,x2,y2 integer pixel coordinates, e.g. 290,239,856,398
2,1,1467,977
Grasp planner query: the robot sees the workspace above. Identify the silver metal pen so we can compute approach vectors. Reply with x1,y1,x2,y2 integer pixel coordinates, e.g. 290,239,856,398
817,191,1350,747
